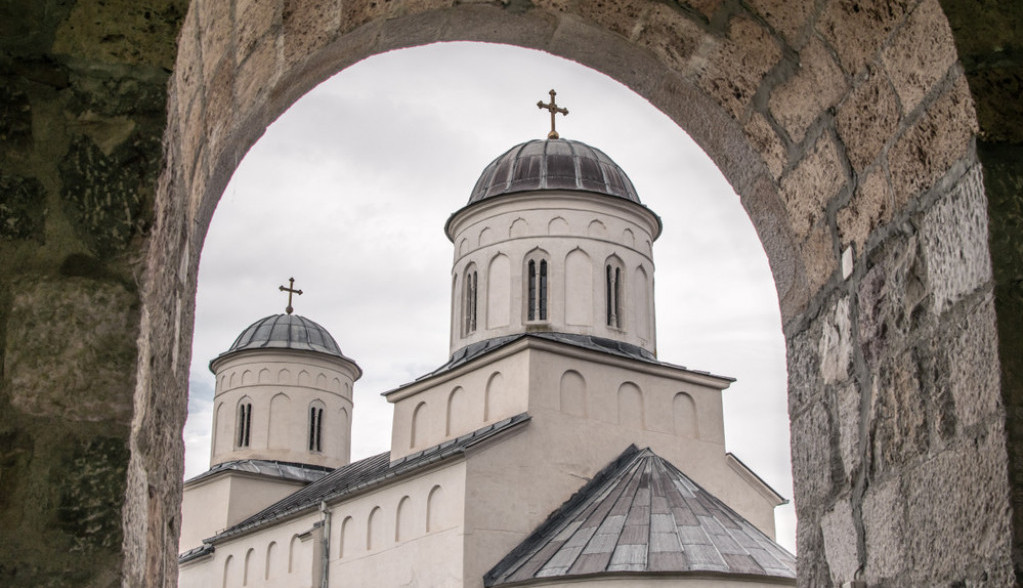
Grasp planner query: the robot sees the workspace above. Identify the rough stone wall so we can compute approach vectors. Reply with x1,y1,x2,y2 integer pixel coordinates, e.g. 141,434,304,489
2,0,1021,586
0,1,186,586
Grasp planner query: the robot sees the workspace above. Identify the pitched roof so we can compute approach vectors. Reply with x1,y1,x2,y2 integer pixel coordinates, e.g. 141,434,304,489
201,413,531,546
184,459,333,486
484,446,796,586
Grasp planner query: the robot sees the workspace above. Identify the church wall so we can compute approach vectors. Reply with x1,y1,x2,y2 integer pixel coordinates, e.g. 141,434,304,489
447,192,659,355
210,350,357,468
389,349,531,461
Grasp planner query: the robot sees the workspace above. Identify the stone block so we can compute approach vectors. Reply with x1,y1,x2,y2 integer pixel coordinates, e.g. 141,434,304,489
203,60,236,161
769,37,848,144
818,0,911,76
0,172,46,242
888,75,977,207
870,351,927,474
283,0,342,67
780,132,846,240
835,66,900,172
786,321,823,418
175,4,203,107
683,0,722,19
795,511,831,584
633,5,706,75
881,0,958,116
235,35,279,111
904,428,1012,584
575,0,652,41
199,0,233,84
51,0,182,69
821,498,859,585
742,112,786,180
693,16,781,120
820,296,852,385
236,0,281,63
803,220,838,294
857,231,926,370
836,382,861,480
746,0,814,47
937,296,1001,430
861,475,903,582
918,165,992,316
836,167,894,253
4,277,138,423
790,400,833,509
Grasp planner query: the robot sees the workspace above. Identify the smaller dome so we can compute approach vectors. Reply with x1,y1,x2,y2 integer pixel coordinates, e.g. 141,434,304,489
468,139,641,204
218,314,346,361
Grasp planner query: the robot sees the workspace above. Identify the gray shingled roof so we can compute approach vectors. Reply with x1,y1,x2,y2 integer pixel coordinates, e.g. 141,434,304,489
201,414,531,546
184,459,333,486
484,445,796,586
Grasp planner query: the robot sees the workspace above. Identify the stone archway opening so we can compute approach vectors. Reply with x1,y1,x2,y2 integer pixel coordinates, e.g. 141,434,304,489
127,2,1011,586
184,41,795,550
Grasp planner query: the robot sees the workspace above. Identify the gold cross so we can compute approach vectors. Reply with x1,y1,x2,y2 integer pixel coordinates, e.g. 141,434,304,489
279,277,303,315
537,89,569,139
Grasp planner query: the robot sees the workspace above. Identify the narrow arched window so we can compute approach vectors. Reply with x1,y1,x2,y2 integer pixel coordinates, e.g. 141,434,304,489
606,263,622,328
308,405,324,452
237,402,252,447
463,266,478,335
526,255,549,322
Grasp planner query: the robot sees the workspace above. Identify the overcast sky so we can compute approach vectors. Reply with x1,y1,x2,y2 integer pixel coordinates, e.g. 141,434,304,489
184,42,795,551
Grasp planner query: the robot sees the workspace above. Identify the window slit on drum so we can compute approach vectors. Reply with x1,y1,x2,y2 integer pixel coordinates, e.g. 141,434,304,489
528,260,537,321
464,269,478,335
309,406,323,452
238,403,252,447
527,258,548,321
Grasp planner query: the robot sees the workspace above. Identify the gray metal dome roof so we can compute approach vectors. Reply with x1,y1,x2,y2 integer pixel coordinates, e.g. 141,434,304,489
468,139,641,204
219,314,346,360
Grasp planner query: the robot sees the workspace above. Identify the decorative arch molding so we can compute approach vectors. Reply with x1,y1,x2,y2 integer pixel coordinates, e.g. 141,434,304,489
487,253,511,328
617,382,645,430
509,217,529,238
673,392,699,439
559,370,587,418
565,248,593,327
367,506,384,551
339,515,355,558
411,401,429,449
547,216,569,235
265,541,277,580
484,371,506,422
396,495,414,542
445,386,471,436
427,485,446,532
268,392,291,450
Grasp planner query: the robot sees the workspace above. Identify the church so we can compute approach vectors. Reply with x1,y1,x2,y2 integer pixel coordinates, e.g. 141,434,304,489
178,94,796,588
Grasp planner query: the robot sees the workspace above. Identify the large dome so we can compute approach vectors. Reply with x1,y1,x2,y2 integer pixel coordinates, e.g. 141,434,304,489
468,139,641,204
217,314,347,361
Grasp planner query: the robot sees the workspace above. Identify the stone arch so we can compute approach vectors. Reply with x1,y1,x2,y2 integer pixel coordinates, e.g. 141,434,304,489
411,401,428,449
427,485,446,532
396,495,414,542
618,382,644,430
484,371,506,422
673,392,699,439
445,386,471,437
559,370,587,418
20,1,1010,586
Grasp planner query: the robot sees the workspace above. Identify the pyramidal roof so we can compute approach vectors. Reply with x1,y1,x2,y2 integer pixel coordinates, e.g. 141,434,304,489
484,446,796,586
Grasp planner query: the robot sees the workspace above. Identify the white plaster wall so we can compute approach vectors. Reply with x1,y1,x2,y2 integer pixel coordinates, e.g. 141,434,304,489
387,350,531,461
210,349,358,468
446,192,660,355
179,460,467,588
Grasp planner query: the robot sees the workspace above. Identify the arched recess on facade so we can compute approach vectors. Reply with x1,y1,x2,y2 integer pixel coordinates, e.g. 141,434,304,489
120,1,1014,586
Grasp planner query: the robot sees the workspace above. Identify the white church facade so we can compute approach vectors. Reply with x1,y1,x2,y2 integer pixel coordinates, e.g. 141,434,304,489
178,112,797,587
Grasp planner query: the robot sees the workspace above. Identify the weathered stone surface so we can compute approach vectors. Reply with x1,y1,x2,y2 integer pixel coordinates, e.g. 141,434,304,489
904,426,1012,584
51,0,184,69
818,0,911,76
779,132,846,239
0,83,33,159
870,350,927,475
4,277,138,423
819,296,852,384
575,0,652,40
939,302,1001,433
881,0,958,115
888,75,977,202
837,168,894,253
0,173,46,242
786,318,823,418
58,436,129,553
861,475,903,582
234,36,278,111
683,0,722,19
742,112,787,179
836,383,861,480
203,60,236,162
795,513,831,585
283,0,342,66
198,0,233,84
693,16,781,119
746,0,815,47
790,400,833,509
835,66,900,172
235,0,280,63
633,4,706,74
803,221,838,305
821,498,859,585
769,37,848,144
918,165,992,315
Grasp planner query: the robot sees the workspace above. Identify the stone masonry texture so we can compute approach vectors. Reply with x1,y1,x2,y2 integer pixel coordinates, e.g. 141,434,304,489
0,0,1022,587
